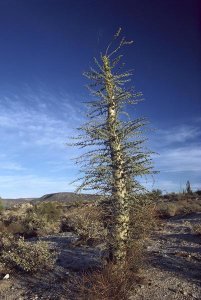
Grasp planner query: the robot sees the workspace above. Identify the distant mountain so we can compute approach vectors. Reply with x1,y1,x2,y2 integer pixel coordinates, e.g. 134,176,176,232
1,192,99,208
38,192,99,203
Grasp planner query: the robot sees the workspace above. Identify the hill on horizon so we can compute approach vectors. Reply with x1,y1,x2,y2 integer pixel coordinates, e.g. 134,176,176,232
1,192,99,207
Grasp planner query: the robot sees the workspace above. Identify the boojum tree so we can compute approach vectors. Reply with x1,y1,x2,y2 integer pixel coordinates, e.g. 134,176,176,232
72,29,154,265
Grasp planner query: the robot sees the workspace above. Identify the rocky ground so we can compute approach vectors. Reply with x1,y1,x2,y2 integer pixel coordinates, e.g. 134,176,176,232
0,213,200,300
132,213,201,300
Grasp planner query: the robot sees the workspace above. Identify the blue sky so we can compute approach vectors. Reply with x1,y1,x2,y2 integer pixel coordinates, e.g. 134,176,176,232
0,0,200,198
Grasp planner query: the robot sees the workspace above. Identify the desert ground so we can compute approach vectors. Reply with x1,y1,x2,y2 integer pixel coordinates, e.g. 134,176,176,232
0,192,200,300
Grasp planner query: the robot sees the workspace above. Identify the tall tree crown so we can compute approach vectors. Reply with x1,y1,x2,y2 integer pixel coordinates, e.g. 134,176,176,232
72,28,154,196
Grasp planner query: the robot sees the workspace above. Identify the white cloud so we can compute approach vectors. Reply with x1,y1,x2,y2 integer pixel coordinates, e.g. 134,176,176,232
150,122,201,174
155,145,201,172
153,124,201,146
0,162,25,171
0,90,84,149
0,88,86,197
0,153,25,171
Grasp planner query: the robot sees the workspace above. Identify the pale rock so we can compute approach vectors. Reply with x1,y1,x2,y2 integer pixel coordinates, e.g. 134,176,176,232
3,274,10,280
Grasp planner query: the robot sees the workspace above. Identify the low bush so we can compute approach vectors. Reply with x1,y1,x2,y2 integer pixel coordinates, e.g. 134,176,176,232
0,200,4,213
0,201,62,238
151,189,163,198
1,200,105,240
157,203,177,218
34,202,62,223
127,199,156,272
22,206,61,237
126,240,146,272
62,204,107,245
130,201,157,240
176,199,201,215
28,202,61,235
157,196,201,218
76,261,141,300
0,233,57,273
0,221,25,235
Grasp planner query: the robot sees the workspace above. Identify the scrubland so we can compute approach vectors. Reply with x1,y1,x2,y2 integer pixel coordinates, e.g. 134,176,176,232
0,191,200,299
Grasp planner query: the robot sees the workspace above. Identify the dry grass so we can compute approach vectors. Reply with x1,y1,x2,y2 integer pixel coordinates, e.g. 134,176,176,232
76,261,143,300
157,195,201,218
126,240,146,272
130,202,157,240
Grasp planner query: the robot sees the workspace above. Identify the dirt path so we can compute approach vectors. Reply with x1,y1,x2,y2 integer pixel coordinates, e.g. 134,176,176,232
0,213,200,299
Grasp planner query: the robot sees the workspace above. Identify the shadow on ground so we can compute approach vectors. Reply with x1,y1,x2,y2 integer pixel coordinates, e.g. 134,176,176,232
150,213,201,286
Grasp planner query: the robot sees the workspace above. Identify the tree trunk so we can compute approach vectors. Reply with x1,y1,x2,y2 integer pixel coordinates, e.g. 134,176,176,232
103,56,130,265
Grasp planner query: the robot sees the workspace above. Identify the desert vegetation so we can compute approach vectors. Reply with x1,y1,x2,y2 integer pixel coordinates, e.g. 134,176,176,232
0,190,200,298
70,28,157,287
0,233,56,273
64,28,157,298
157,192,201,218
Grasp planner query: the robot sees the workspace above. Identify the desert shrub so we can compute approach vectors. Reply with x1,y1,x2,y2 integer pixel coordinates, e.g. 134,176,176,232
130,201,157,240
0,233,56,273
177,199,201,215
22,212,59,237
62,204,106,245
126,240,145,272
60,217,75,232
76,261,142,300
34,202,62,223
126,199,156,272
21,202,62,237
0,200,4,212
168,198,201,216
151,189,163,198
191,224,201,235
157,196,201,218
22,212,47,237
0,221,6,232
0,202,62,239
0,210,29,236
0,221,25,235
158,203,177,218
